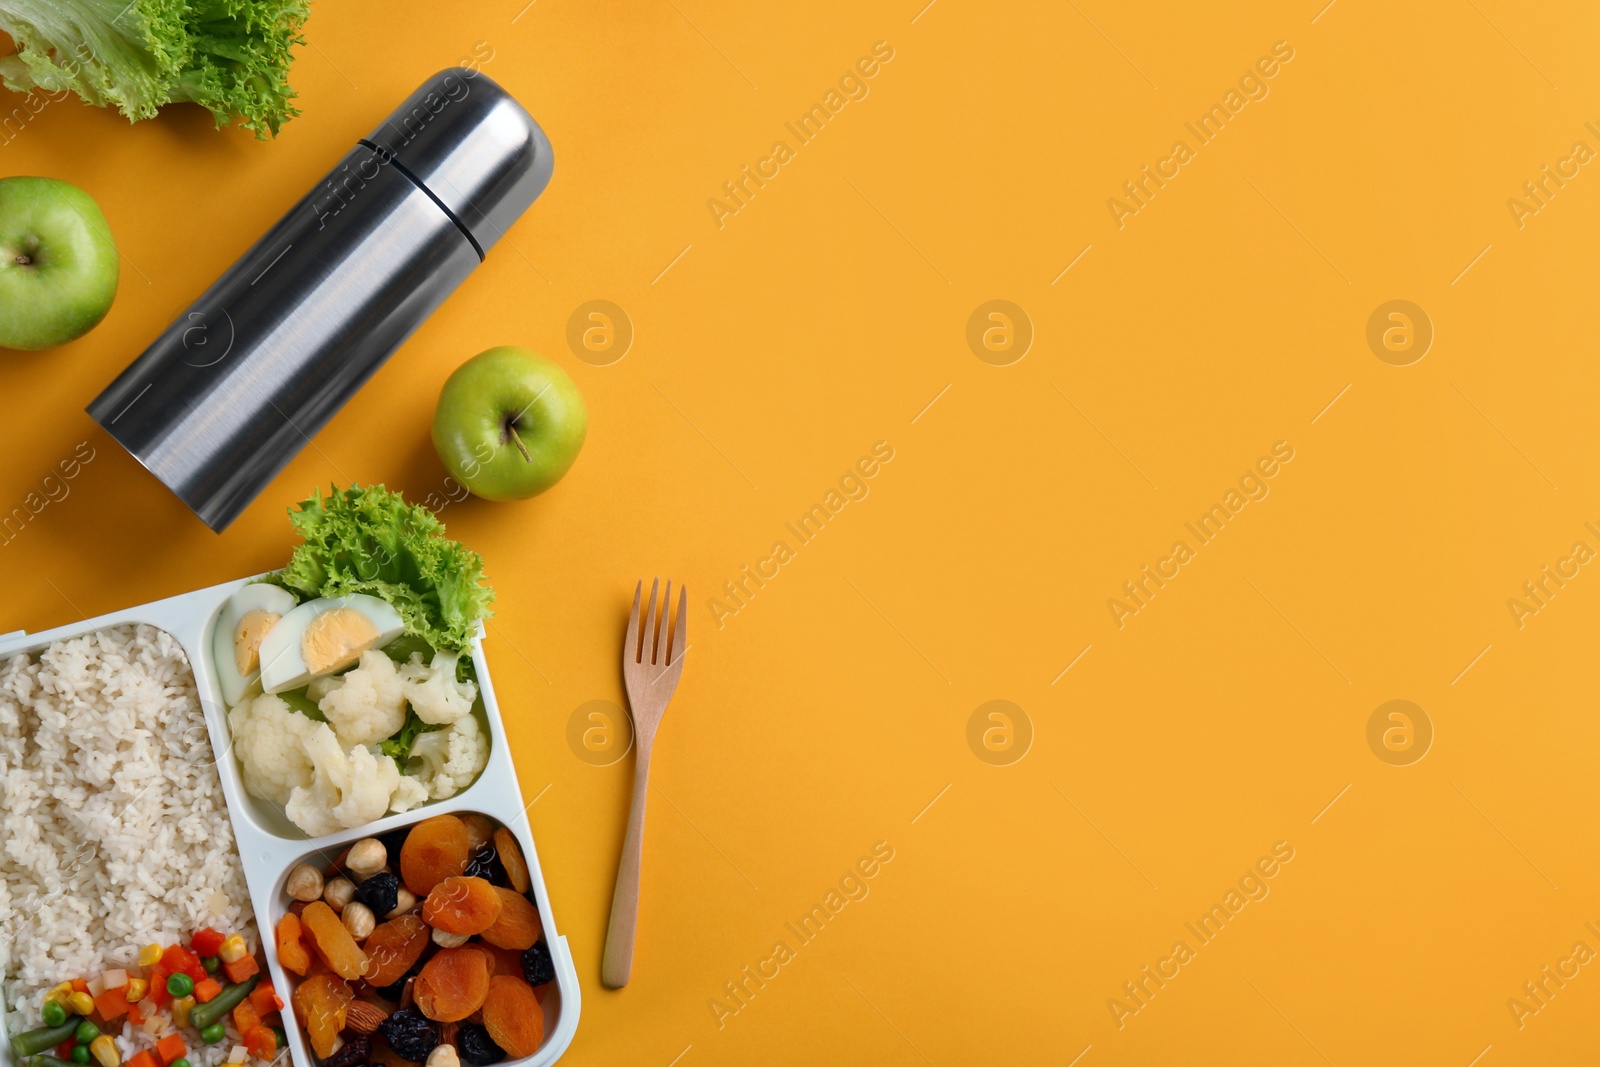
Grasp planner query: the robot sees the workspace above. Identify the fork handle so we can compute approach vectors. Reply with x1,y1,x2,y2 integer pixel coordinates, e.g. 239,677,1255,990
602,743,653,988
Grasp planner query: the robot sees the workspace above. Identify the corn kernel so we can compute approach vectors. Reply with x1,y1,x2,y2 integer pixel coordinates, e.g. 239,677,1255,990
217,934,248,964
90,1035,119,1067
44,982,73,1005
124,978,148,1004
68,992,95,1016
137,944,163,967
171,995,196,1028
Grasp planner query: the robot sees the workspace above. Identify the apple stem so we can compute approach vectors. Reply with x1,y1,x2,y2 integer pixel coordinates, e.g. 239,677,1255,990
507,422,532,462
14,255,29,266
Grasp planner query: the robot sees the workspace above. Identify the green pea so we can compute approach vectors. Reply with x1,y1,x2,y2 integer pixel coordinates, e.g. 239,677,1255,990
69,1046,91,1065
199,1023,226,1045
171,1059,192,1067
72,1021,99,1045
270,1029,287,1051
41,1001,67,1028
166,973,194,998
202,957,219,974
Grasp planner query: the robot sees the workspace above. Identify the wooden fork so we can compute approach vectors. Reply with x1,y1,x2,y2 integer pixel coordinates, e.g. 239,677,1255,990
602,577,688,988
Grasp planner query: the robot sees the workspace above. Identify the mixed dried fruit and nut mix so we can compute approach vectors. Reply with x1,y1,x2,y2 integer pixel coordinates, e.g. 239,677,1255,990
276,814,553,1066
7,929,284,1067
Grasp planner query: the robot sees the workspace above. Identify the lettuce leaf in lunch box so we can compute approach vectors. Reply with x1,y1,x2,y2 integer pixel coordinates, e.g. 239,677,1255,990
274,484,494,654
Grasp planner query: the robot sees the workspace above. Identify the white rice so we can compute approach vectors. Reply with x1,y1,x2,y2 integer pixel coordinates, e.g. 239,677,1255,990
0,625,256,1065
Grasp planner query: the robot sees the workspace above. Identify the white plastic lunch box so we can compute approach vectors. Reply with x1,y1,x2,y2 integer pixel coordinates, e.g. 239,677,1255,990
0,577,580,1067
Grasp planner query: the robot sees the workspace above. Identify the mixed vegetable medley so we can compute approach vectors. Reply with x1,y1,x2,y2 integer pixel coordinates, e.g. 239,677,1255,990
218,486,496,836
275,814,553,1066
7,929,283,1067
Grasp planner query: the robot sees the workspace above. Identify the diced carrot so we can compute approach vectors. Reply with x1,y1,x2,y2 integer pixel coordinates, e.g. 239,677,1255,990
243,1027,276,1061
156,1034,187,1065
70,979,88,993
232,1000,261,1034
94,987,130,1020
248,984,283,1015
193,977,222,1003
127,1003,144,1026
126,1049,160,1067
190,928,225,958
222,956,259,984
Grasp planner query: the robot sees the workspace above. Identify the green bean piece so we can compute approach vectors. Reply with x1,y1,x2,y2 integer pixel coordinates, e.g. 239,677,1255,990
189,976,258,1029
10,1021,81,1059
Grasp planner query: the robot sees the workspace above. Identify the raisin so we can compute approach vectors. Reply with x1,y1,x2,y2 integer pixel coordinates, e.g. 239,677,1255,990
378,1006,438,1064
400,816,471,896
321,1033,370,1067
356,872,402,918
414,947,491,1021
481,975,543,1058
422,876,502,935
456,1024,505,1067
364,915,431,987
520,941,555,987
492,829,531,895
480,889,541,951
378,827,411,868
463,844,507,887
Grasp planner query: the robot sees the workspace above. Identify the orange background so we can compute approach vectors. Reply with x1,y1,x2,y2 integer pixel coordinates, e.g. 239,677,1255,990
6,0,1600,1063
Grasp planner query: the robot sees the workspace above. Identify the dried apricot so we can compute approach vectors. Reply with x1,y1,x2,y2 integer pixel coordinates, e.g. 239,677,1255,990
363,914,431,987
480,943,524,978
301,900,370,981
401,815,471,896
292,972,353,1058
413,947,491,1022
275,912,312,976
461,813,495,851
423,876,502,935
482,975,543,1058
480,888,542,951
493,828,531,894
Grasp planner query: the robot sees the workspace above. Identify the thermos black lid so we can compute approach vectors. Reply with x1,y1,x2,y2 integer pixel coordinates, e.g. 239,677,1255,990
86,69,553,532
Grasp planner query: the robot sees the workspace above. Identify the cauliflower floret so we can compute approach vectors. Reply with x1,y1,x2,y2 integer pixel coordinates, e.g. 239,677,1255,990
317,650,407,746
406,715,488,800
285,724,401,837
306,674,344,702
398,650,478,725
389,774,430,813
227,693,322,805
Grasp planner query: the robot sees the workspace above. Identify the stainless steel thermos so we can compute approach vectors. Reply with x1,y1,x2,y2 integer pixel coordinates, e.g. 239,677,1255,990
87,69,554,531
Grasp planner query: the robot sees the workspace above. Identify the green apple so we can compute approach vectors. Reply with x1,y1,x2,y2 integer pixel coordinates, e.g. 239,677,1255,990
0,176,119,351
433,347,588,501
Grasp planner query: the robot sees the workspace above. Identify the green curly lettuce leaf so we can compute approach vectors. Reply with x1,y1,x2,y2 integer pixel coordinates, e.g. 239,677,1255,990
276,484,495,655
0,0,309,138
378,707,439,761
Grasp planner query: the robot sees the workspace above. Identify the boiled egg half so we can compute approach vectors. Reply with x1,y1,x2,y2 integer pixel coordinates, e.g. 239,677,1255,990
212,583,299,707
258,593,405,694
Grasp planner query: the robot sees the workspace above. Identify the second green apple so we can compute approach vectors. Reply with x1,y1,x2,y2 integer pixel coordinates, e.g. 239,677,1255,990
434,346,588,501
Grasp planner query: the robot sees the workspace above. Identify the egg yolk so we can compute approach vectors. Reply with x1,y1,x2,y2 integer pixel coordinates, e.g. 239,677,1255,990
233,609,282,675
301,607,382,675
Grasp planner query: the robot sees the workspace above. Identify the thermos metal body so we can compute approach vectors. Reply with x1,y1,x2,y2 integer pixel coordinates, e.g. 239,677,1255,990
88,69,553,531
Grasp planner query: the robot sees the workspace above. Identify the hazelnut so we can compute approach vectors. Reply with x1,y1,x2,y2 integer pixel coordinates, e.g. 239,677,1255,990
342,901,376,941
323,878,357,912
286,864,324,903
386,888,418,919
426,1045,460,1067
461,814,495,852
431,928,470,948
345,838,388,880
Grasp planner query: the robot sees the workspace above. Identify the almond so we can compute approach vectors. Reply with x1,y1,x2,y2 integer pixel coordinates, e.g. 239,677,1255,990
344,1001,390,1035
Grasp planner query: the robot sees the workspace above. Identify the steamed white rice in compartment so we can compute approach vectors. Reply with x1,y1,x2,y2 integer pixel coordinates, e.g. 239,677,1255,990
0,624,255,1059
